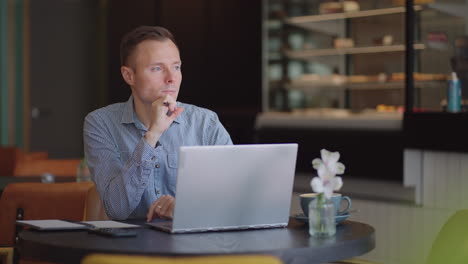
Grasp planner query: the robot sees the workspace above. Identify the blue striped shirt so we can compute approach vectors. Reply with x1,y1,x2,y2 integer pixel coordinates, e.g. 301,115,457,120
83,96,232,219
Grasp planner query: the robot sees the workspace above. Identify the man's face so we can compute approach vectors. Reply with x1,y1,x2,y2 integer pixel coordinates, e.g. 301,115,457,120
122,39,182,104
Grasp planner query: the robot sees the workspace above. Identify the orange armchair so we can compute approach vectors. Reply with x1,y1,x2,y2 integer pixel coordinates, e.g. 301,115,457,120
0,147,48,177
0,147,19,176
13,159,80,177
0,182,107,264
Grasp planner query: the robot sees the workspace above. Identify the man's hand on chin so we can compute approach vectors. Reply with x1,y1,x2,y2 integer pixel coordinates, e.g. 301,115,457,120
144,95,183,147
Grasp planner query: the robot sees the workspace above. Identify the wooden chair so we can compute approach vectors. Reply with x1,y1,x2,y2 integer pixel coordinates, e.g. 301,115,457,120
0,147,49,177
84,183,109,221
82,254,283,264
15,151,48,163
425,210,468,264
0,182,107,264
0,147,19,176
14,159,80,177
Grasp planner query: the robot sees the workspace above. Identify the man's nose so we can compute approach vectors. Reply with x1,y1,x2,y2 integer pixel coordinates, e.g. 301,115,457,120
165,70,174,84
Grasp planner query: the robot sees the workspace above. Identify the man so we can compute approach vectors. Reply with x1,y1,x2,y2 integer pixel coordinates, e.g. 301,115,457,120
83,26,232,221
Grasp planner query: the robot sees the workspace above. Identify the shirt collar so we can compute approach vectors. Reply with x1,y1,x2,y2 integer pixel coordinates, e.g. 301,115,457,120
121,95,184,126
121,96,135,124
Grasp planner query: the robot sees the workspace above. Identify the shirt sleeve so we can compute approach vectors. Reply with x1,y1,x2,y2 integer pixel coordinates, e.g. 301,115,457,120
83,112,158,220
204,112,233,145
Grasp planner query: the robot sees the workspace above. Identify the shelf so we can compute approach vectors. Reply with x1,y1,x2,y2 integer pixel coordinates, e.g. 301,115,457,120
286,80,446,91
283,6,423,35
285,44,425,58
285,6,423,24
256,110,402,131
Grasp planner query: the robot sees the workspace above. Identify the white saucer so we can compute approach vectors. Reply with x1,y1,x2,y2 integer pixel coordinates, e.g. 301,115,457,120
293,213,350,225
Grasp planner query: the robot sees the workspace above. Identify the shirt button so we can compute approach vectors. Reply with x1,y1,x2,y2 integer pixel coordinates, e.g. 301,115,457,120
151,156,156,161
155,164,160,168
156,190,161,195
142,182,146,186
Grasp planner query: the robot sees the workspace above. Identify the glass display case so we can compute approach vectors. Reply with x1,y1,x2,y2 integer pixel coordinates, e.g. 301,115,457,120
260,0,467,131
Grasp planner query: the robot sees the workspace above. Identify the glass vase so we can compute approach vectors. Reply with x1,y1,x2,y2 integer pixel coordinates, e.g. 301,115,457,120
308,193,336,237
76,158,91,182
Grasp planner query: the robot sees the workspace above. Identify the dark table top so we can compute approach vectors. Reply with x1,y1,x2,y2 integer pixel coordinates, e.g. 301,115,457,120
18,219,375,264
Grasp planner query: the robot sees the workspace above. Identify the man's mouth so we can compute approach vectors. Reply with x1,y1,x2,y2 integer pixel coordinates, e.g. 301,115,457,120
162,90,176,94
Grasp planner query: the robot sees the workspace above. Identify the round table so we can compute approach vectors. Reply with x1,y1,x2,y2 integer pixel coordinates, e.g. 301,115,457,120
18,219,375,264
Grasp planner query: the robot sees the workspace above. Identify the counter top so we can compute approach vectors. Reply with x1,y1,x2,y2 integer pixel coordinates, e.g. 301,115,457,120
256,111,402,131
293,173,415,205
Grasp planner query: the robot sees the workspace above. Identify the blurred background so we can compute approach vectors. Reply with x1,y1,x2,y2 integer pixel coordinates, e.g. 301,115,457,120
2,1,468,263
0,0,262,159
1,0,468,182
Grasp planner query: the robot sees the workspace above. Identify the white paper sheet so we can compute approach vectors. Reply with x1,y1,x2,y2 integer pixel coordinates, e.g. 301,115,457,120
17,220,89,230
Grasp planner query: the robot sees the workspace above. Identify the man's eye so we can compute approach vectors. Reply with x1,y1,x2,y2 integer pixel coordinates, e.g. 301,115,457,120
151,67,162,72
174,65,181,71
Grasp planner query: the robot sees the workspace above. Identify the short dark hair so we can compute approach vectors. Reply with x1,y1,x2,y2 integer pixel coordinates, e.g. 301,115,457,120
120,25,178,66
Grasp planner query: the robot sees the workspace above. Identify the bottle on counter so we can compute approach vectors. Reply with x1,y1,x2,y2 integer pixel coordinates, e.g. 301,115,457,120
447,72,462,113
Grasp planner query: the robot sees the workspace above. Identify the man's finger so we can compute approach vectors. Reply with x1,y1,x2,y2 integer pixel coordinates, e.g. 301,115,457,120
161,95,177,112
160,202,174,219
146,204,156,222
161,199,172,218
169,107,184,121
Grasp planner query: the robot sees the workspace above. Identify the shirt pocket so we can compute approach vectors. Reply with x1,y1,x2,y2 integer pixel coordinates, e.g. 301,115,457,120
167,154,178,188
167,154,178,168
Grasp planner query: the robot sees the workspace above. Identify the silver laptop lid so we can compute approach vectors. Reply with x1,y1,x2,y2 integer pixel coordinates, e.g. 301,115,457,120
171,143,298,233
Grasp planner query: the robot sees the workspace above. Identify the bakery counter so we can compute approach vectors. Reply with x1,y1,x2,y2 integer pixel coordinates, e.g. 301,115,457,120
255,111,404,181
404,112,468,152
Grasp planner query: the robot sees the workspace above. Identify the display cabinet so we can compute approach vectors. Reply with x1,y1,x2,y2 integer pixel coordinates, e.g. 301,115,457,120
260,0,466,131
258,0,468,179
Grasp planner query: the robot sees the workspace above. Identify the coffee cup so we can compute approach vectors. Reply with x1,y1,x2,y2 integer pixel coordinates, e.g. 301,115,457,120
299,193,351,217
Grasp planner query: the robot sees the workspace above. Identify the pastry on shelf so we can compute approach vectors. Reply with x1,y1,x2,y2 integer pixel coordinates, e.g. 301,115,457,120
376,104,404,113
319,0,360,14
342,0,360,12
319,1,343,14
347,74,388,83
293,74,346,86
334,38,354,48
373,35,394,46
390,72,449,82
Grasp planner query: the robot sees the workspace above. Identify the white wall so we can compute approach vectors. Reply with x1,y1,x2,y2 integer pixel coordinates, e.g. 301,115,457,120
358,150,468,263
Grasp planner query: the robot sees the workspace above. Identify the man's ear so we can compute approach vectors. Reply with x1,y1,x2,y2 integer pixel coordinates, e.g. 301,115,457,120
121,66,135,86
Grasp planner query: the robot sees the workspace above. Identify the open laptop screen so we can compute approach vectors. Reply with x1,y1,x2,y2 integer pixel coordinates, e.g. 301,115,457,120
149,143,298,233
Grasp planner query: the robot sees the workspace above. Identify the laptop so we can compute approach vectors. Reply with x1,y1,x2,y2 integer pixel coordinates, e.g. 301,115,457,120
147,143,298,233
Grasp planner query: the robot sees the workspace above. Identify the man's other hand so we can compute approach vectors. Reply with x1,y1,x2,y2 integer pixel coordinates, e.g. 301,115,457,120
146,195,175,222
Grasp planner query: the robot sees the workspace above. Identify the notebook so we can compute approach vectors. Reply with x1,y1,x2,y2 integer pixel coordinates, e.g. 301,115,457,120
147,143,298,233
16,220,140,230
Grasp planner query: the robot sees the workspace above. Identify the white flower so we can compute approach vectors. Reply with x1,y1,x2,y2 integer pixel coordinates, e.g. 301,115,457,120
310,149,345,199
311,176,343,199
312,149,345,179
